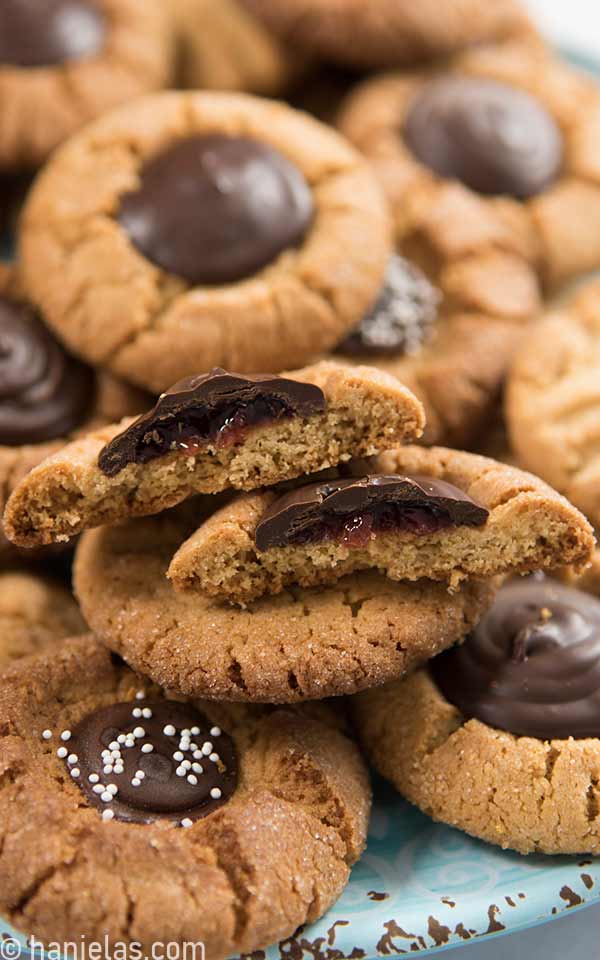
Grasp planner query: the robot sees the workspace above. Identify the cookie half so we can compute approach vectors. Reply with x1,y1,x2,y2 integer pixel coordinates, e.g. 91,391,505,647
0,0,173,169
353,575,600,855
507,281,600,531
19,90,389,392
3,362,424,547
0,634,370,954
73,503,496,702
0,571,85,666
167,448,594,604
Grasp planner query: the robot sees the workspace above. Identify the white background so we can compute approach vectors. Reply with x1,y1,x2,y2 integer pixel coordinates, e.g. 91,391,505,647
451,2,600,956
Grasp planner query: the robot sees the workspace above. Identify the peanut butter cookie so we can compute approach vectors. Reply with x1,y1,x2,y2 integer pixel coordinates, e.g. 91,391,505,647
0,571,85,665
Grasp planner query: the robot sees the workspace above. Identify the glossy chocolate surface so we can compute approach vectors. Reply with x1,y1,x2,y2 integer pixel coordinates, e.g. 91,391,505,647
0,0,105,68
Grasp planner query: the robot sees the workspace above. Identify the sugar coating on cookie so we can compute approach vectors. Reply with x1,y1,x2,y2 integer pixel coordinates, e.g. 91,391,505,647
167,448,594,604
19,91,389,391
354,576,600,855
0,635,370,952
3,362,425,547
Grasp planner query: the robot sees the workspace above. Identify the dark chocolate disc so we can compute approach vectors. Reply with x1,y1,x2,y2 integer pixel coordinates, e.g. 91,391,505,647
431,576,600,740
404,76,563,199
0,295,94,445
117,135,314,285
0,0,105,69
98,367,326,477
65,699,237,824
336,255,439,357
255,473,489,551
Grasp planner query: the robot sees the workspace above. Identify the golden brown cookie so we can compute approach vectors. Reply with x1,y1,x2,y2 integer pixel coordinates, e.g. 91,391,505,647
338,43,600,291
172,0,304,95
19,90,390,393
240,0,537,70
353,575,600,855
0,571,85,665
167,447,594,604
0,634,370,955
0,266,149,556
506,280,600,532
0,0,173,170
73,503,496,702
3,362,424,547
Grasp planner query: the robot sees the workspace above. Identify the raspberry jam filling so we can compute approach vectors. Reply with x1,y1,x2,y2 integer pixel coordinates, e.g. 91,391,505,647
288,502,453,548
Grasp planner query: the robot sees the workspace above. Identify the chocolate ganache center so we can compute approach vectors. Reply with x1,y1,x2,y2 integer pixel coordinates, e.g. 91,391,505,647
98,368,326,476
404,76,563,199
64,699,237,824
254,474,489,551
117,134,314,285
0,295,94,445
0,0,106,69
431,576,600,740
336,255,440,357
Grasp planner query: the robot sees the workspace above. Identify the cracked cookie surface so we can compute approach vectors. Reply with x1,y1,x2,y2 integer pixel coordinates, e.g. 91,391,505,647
0,634,370,956
73,502,496,702
18,90,389,393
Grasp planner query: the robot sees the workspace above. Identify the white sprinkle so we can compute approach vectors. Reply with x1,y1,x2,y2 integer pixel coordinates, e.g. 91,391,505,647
142,708,153,719
131,778,141,787
135,770,145,780
111,750,121,759
179,740,191,751
141,743,153,754
60,730,72,742
114,764,124,775
107,784,118,796
163,725,176,737
189,742,198,752
108,741,119,751
57,747,68,759
176,765,187,777
42,730,52,741
117,734,127,744
103,765,114,775
101,750,111,759
210,727,221,738
133,727,145,739
67,754,78,765
187,774,198,786
70,768,81,778
210,788,222,800
135,691,145,700
209,753,220,763
102,809,115,822
182,760,192,771
180,818,193,829
93,784,105,795
101,791,113,803
191,727,200,736
173,751,184,762
124,739,135,748
132,708,143,719
201,742,213,756
181,729,191,738
193,750,203,760
192,762,203,774
89,773,99,784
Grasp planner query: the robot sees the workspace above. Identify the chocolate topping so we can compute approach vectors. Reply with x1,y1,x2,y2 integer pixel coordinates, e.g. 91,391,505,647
255,473,489,551
65,699,237,824
404,76,563,199
98,368,326,477
0,0,105,69
431,576,600,740
0,295,94,446
117,134,314,285
336,255,440,357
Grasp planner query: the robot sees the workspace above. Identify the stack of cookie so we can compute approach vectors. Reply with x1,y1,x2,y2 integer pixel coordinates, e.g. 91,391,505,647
2,0,600,955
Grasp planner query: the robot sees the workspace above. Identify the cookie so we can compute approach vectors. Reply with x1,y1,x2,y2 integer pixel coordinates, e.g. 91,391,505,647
0,634,370,954
353,575,600,855
0,0,173,170
506,280,600,532
18,91,390,393
172,0,304,95
338,42,600,290
333,247,540,447
167,448,594,604
240,0,537,70
0,267,148,555
3,362,425,547
73,502,496,702
0,571,85,665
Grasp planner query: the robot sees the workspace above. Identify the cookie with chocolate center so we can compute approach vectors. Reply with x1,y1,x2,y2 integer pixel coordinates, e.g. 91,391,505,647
3,361,424,547
167,448,594,605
